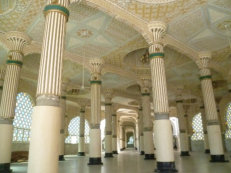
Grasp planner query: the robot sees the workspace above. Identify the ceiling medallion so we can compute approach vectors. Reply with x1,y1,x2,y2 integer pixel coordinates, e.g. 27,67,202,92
77,29,93,38
135,0,177,4
0,0,16,15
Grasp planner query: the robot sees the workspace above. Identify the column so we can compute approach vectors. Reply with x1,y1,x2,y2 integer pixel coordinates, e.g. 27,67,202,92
196,52,227,162
148,21,176,172
135,120,139,151
104,89,113,157
140,78,155,160
0,68,5,102
88,58,104,165
112,108,118,154
138,107,144,155
0,32,30,173
120,125,125,150
59,96,66,161
78,106,86,156
200,104,210,153
176,87,190,156
28,1,70,173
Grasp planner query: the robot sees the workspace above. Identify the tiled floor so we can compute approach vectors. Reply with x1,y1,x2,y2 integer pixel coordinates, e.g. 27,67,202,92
11,149,231,173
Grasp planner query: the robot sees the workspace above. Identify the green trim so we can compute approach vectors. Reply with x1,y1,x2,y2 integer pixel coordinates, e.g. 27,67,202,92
0,86,3,90
61,96,66,99
199,75,212,80
90,80,102,85
80,110,85,113
6,60,23,66
176,100,183,103
139,108,143,111
44,4,70,17
141,93,150,96
112,114,117,116
149,53,164,59
105,103,112,106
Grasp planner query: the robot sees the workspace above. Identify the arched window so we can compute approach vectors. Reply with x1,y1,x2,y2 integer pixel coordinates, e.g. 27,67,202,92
13,92,34,142
65,116,90,144
191,113,204,141
225,103,231,139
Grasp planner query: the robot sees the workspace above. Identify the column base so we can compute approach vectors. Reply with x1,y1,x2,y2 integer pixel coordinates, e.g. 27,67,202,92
180,151,190,156
144,154,155,160
0,163,12,173
88,157,103,165
210,155,229,162
155,162,177,173
113,151,118,154
105,153,113,158
140,151,145,155
59,155,65,161
205,149,210,154
78,152,85,156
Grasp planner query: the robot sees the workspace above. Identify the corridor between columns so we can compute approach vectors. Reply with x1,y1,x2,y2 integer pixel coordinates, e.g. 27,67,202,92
10,150,231,173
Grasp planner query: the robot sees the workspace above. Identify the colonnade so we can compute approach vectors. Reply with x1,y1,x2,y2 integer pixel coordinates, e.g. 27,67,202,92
0,1,229,172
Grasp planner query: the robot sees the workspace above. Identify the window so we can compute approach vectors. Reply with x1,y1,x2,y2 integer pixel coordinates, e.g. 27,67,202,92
13,92,34,142
225,103,231,139
191,113,204,141
65,116,90,144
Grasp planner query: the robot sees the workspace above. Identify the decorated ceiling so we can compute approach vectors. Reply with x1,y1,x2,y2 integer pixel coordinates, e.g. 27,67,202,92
0,0,231,119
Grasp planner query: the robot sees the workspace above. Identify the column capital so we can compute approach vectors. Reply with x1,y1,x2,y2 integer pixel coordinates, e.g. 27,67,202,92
176,86,184,101
6,31,31,53
138,76,151,94
104,89,114,103
89,58,104,81
196,51,211,69
148,21,167,42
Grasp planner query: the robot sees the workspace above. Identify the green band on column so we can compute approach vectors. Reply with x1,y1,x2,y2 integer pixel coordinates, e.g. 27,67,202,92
44,4,70,18
176,100,183,103
61,96,66,99
90,80,102,85
0,86,3,90
80,110,85,113
199,75,212,80
105,103,112,106
6,60,23,67
149,53,164,59
141,93,150,96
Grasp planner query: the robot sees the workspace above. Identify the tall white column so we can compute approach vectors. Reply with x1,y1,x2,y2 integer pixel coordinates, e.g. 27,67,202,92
140,78,155,160
88,58,104,165
176,87,190,156
28,1,70,173
196,52,227,162
0,32,30,173
104,89,113,157
112,107,118,154
78,106,86,156
138,106,144,155
200,104,210,153
148,21,176,172
59,95,66,161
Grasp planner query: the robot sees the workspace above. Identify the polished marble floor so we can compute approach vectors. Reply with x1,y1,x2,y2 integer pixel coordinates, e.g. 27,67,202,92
11,149,231,173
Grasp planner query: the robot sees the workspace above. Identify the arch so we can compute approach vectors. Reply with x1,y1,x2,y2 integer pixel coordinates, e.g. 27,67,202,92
225,103,231,139
12,92,34,142
65,116,90,144
191,113,204,141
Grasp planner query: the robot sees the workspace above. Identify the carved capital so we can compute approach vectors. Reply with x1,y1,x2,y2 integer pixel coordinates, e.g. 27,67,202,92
6,31,31,52
89,58,104,80
148,21,167,42
138,76,151,94
196,51,211,69
104,89,114,102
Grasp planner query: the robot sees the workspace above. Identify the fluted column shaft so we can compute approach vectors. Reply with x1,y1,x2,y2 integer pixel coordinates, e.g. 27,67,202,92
176,100,190,156
78,107,85,156
199,66,225,161
104,97,113,157
112,111,118,154
0,32,30,173
138,107,144,155
142,93,155,159
28,1,69,173
200,105,210,153
148,21,176,172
